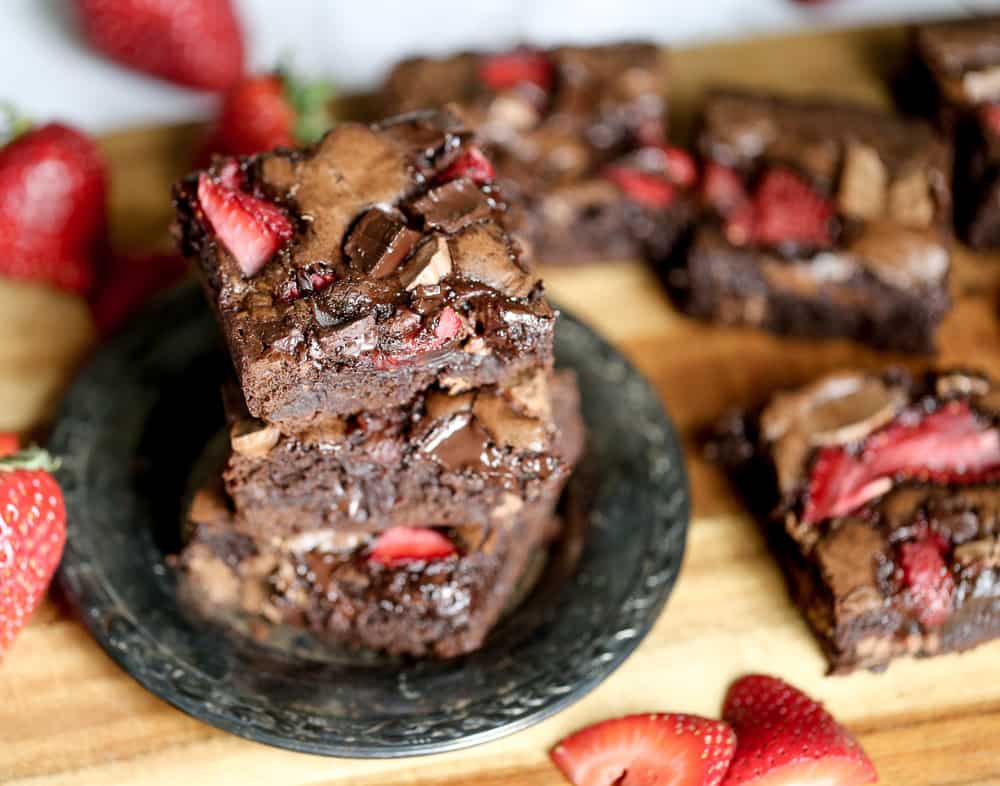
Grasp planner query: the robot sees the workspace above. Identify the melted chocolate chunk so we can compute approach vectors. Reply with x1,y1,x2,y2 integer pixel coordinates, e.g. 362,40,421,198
411,178,495,233
344,207,421,279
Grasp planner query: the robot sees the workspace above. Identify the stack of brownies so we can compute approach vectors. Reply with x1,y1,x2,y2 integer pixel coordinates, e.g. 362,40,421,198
171,107,584,657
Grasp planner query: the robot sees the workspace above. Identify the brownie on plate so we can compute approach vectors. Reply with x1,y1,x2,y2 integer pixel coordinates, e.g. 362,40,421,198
222,369,585,535
715,368,1000,673
379,43,695,264
178,477,559,658
676,90,951,353
906,19,1000,247
174,107,555,426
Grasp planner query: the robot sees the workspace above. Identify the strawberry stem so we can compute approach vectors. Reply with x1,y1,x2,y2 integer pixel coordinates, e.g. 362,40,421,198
279,67,336,145
0,446,61,473
0,102,32,145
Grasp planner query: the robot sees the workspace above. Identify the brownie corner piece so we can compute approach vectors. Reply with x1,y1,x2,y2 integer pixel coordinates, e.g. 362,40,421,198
727,367,1000,673
680,89,951,353
173,108,555,424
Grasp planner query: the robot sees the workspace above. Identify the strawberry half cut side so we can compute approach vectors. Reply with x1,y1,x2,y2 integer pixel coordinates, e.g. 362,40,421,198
899,533,955,628
550,713,736,786
605,166,677,209
721,675,877,786
478,49,554,93
438,147,496,185
369,527,457,566
197,171,294,277
803,401,1000,525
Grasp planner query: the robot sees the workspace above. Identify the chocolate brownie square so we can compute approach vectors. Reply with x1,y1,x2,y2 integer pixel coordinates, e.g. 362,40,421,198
174,107,555,426
178,474,561,658
907,19,1000,248
221,369,585,536
379,43,694,264
677,90,951,353
715,368,1000,673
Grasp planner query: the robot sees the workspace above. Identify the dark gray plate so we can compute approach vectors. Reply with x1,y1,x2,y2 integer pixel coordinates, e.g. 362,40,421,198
52,283,689,758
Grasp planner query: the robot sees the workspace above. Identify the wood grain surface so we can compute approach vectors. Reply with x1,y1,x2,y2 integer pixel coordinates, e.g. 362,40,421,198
5,25,1000,785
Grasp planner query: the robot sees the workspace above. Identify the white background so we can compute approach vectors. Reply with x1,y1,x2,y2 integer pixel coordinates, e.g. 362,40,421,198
4,0,1000,132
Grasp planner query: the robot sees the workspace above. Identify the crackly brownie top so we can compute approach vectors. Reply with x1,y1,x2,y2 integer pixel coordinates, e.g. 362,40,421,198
224,368,573,478
174,107,552,372
697,90,950,291
380,43,668,190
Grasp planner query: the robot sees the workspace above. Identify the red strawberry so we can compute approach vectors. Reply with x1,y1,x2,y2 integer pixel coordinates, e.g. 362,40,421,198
197,170,294,276
89,253,188,338
74,0,244,91
721,675,877,786
0,434,20,458
438,147,496,185
0,123,107,295
899,534,954,628
369,527,457,566
654,145,698,188
0,448,66,656
746,168,834,249
550,713,736,786
803,401,1000,524
432,306,463,343
702,162,748,215
197,72,335,162
478,50,554,93
605,166,677,209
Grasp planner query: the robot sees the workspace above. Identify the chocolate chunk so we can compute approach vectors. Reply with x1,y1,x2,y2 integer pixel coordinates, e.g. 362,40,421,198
315,313,378,358
376,106,468,174
888,169,935,229
838,143,888,220
421,411,492,470
411,178,493,233
448,223,537,298
473,391,548,452
400,235,453,291
424,390,475,422
505,370,552,421
848,222,948,290
231,419,281,458
344,207,421,278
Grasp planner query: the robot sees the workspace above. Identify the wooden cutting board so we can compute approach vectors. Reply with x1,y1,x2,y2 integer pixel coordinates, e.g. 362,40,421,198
5,24,1000,786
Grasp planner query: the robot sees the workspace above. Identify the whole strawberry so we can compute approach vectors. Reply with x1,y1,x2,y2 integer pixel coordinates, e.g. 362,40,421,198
0,448,66,656
0,122,107,294
197,72,335,161
74,0,244,91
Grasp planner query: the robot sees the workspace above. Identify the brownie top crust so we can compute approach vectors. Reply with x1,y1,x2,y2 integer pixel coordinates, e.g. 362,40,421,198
380,43,668,191
174,107,556,419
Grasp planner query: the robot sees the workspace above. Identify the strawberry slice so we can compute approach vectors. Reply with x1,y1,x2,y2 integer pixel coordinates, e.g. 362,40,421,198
551,714,736,786
803,401,1000,524
478,50,554,93
747,168,834,249
702,162,748,215
369,526,457,566
899,534,954,628
721,675,877,786
654,145,698,188
197,171,294,277
605,166,677,209
438,147,496,185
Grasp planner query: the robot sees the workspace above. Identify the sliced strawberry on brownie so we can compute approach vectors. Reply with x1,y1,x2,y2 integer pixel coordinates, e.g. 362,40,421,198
551,713,736,786
197,166,294,276
478,49,554,93
604,166,677,209
721,675,876,786
369,526,457,567
438,147,496,185
740,167,835,250
898,533,955,628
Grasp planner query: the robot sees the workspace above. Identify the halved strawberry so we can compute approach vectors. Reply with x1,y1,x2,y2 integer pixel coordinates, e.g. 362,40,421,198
478,50,554,93
438,147,496,185
551,713,735,786
803,401,1000,524
721,675,877,786
197,171,293,276
899,534,954,628
702,162,748,215
748,168,834,249
605,166,677,209
369,526,457,566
